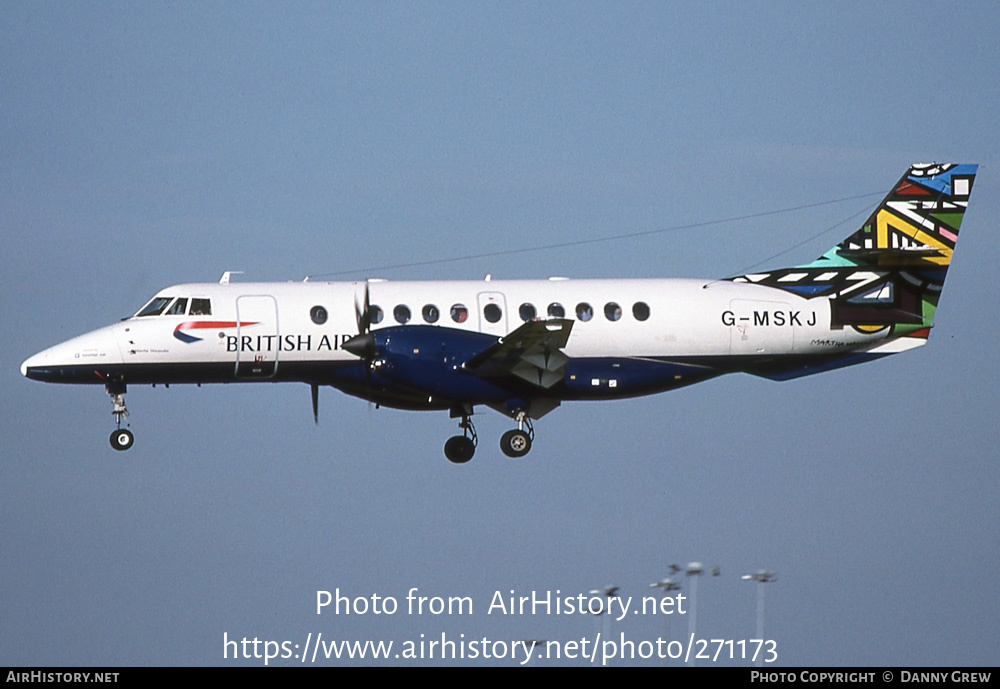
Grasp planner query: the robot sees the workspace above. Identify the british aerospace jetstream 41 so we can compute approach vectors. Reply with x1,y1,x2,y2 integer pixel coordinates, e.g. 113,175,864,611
21,164,977,462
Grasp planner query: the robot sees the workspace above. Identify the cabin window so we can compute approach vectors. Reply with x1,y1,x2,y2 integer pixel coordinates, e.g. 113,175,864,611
519,303,536,321
547,302,565,318
450,304,468,323
370,305,384,324
422,304,440,323
604,302,622,321
483,303,502,323
136,297,172,317
394,305,411,324
166,298,188,316
310,305,328,325
632,301,650,321
576,303,593,321
190,298,212,316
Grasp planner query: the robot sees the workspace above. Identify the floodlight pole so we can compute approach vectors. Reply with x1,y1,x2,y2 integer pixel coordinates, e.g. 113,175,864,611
741,570,777,667
589,586,618,667
650,576,681,667
685,562,703,666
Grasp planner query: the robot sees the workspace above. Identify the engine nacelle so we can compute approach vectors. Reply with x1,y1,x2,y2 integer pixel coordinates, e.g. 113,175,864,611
369,326,513,402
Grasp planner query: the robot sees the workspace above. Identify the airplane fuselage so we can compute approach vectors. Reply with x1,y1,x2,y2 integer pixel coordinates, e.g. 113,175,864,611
21,277,887,406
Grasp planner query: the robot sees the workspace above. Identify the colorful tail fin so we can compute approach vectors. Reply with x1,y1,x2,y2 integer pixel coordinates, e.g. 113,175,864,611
729,163,977,337
808,163,977,270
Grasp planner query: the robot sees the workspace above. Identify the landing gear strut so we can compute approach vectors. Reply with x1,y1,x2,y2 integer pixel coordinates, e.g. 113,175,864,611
107,382,133,451
444,407,477,463
500,412,533,458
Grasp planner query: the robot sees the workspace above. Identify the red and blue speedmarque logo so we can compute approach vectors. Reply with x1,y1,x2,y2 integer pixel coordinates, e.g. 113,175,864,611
173,321,257,343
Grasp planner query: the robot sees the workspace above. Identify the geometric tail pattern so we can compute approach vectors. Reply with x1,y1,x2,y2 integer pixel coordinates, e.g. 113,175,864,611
727,163,978,337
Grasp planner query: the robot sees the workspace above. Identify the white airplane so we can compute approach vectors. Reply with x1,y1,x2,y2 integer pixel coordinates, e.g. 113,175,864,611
21,163,977,462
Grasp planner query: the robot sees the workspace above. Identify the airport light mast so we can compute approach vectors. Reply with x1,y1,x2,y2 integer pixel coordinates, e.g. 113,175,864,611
650,576,681,667
741,570,777,667
589,585,619,666
684,562,720,667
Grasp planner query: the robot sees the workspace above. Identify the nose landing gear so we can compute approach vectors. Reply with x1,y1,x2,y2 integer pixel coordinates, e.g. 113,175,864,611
106,382,133,451
110,428,134,451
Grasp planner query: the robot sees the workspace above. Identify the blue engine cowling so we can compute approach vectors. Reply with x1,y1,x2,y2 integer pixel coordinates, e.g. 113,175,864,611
366,326,516,403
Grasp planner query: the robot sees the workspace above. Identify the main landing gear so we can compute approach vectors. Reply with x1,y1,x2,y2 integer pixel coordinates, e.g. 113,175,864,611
499,413,533,459
444,408,477,464
106,382,134,451
443,407,534,463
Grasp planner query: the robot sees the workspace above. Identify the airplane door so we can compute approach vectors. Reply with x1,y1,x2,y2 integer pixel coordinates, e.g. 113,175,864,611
728,299,795,355
476,291,509,337
235,295,279,378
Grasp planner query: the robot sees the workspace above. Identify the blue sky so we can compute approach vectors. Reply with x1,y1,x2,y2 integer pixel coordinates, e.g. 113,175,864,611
3,2,998,666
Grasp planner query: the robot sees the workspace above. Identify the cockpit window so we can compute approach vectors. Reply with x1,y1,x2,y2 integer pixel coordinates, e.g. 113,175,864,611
190,298,212,316
136,297,173,317
166,298,188,315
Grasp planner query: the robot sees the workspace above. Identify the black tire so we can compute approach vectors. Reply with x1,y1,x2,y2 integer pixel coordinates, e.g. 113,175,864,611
444,436,475,464
500,429,531,458
110,429,134,452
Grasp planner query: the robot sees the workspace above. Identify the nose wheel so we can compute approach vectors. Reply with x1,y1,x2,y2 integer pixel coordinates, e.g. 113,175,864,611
110,429,134,451
106,382,134,452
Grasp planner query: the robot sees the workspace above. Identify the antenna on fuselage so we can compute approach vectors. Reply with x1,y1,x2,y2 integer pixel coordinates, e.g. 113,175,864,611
219,271,244,284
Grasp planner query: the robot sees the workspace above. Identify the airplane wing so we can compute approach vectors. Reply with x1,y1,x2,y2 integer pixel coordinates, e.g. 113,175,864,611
462,318,574,388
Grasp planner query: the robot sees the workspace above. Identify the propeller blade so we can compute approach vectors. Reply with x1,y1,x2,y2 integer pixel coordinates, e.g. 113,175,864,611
355,280,371,335
311,383,319,424
350,281,376,405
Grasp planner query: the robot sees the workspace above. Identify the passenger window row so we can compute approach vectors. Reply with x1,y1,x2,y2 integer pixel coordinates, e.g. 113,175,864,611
327,301,651,325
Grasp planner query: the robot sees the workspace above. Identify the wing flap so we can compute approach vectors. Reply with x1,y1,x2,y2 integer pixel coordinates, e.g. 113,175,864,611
463,318,573,389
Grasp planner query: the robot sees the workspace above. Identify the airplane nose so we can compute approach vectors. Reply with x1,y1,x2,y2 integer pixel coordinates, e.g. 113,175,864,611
21,350,52,381
21,350,44,379
21,324,125,383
